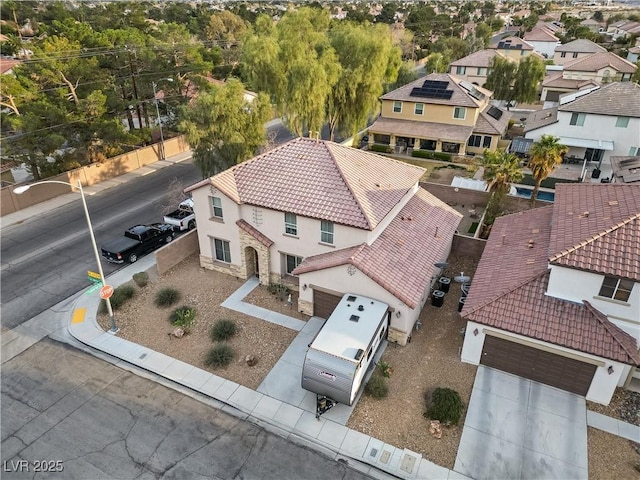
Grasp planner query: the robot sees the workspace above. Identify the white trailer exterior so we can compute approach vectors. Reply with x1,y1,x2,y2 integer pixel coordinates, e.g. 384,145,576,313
302,294,389,406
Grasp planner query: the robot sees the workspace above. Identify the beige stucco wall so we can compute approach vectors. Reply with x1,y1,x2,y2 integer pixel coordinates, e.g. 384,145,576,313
381,100,478,127
155,230,199,276
553,52,593,66
497,49,531,61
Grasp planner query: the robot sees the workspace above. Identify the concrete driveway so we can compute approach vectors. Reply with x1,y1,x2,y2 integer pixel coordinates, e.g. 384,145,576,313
455,366,588,480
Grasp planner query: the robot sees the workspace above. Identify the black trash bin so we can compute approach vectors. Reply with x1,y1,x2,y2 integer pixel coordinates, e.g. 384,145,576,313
438,277,451,293
431,290,445,307
591,168,601,179
458,296,466,313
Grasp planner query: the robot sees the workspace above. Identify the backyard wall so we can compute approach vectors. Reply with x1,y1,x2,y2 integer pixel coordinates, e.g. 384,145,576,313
1,136,190,216
155,229,199,276
420,182,490,207
451,234,487,258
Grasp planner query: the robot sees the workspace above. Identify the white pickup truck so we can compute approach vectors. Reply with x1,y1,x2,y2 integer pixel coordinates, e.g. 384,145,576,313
163,198,196,231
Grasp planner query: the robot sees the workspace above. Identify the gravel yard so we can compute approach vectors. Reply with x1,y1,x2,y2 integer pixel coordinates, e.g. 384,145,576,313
97,252,639,476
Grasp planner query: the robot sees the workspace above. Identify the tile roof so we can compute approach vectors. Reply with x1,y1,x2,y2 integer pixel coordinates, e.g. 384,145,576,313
610,156,640,184
461,203,640,366
542,72,599,89
555,39,607,54
524,27,559,42
0,58,21,74
380,73,491,108
523,107,558,133
474,105,511,135
187,138,425,230
236,219,274,247
490,36,535,51
563,52,637,73
558,82,640,118
549,184,640,280
368,117,474,143
449,49,512,68
293,188,462,309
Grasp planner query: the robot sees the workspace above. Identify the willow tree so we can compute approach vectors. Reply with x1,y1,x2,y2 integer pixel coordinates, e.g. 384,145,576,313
326,22,401,141
178,78,271,178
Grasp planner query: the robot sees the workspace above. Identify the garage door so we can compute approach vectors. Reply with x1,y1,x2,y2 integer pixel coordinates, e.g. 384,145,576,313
313,290,342,319
480,335,596,396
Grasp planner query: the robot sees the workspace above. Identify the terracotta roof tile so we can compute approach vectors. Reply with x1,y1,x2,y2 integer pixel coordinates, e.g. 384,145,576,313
189,138,425,230
474,105,511,135
549,184,640,280
542,72,599,89
555,39,607,54
293,189,462,308
563,52,637,74
236,219,274,247
449,49,513,68
524,27,559,42
557,82,640,118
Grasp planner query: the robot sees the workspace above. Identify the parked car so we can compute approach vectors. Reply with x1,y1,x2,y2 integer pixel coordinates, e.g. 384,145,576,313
163,198,196,232
101,223,176,264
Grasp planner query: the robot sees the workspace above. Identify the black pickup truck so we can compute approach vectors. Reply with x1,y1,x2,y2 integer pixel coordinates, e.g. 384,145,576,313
101,223,176,264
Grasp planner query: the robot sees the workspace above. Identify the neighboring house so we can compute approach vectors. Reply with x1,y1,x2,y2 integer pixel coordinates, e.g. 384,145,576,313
461,183,640,405
525,82,640,166
367,73,510,156
628,46,640,64
185,137,462,346
580,18,605,33
610,156,640,184
448,49,515,87
523,26,561,59
489,35,538,61
0,57,21,75
552,39,607,66
541,51,636,102
606,20,640,41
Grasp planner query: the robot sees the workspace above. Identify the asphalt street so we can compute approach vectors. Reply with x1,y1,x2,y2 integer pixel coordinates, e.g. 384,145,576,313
0,161,202,329
1,338,374,480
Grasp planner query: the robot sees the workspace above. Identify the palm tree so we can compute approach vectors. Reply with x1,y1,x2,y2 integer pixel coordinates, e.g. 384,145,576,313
528,135,568,205
482,149,524,195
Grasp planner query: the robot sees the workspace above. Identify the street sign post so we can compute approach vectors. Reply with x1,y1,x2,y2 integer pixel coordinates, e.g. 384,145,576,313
88,270,101,283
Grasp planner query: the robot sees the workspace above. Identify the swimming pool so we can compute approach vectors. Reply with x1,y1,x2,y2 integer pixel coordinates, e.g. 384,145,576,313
514,187,555,202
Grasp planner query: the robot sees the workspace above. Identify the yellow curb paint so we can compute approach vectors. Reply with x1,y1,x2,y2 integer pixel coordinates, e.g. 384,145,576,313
72,307,86,324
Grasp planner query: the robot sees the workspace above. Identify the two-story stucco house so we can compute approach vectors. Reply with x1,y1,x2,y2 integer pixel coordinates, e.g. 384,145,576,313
525,82,640,168
461,183,640,405
489,35,538,61
552,39,607,66
523,26,561,59
185,137,463,346
448,49,515,88
367,73,510,156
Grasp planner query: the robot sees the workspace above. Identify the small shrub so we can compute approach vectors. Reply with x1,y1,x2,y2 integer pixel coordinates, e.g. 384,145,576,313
365,375,388,398
98,284,136,314
210,319,237,341
132,272,149,288
424,387,463,426
170,306,196,331
411,149,452,162
377,361,392,378
155,287,180,307
205,343,235,368
369,144,392,154
267,283,290,301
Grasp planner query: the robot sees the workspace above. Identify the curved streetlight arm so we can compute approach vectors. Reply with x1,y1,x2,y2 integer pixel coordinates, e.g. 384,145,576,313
13,179,117,333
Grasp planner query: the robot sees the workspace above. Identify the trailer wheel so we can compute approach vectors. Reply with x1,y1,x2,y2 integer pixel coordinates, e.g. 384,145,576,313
187,220,196,230
128,253,138,263
165,235,173,243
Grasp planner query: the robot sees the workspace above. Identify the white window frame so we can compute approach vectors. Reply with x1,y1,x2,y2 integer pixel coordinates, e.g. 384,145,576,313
615,116,629,128
284,254,303,275
598,276,634,302
453,107,466,120
214,238,231,263
210,196,223,219
393,101,402,113
320,220,334,244
284,212,297,236
414,103,424,115
569,112,586,126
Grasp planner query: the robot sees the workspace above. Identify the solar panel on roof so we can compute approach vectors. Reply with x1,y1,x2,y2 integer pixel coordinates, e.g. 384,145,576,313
487,106,503,120
468,88,486,101
410,79,453,99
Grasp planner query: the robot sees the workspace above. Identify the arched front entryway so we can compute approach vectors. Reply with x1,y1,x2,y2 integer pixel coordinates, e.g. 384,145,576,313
244,246,259,278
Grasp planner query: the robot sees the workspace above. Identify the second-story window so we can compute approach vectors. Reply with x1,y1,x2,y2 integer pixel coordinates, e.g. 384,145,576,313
320,220,334,244
615,116,630,128
456,66,466,75
210,196,223,219
477,67,486,75
598,276,634,302
414,103,424,115
454,107,466,120
560,52,567,58
284,212,297,236
393,101,402,113
570,112,586,126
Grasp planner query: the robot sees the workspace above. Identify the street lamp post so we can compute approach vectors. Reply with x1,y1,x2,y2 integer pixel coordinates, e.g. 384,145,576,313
14,179,118,333
152,78,173,161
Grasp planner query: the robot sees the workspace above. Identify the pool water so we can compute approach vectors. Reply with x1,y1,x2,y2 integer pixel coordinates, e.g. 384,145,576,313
514,187,555,202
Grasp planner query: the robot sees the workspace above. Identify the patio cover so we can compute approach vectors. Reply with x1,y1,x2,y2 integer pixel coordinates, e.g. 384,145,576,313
557,136,614,151
368,117,474,143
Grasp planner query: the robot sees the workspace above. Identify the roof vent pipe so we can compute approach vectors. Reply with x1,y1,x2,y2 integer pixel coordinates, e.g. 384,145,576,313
358,305,364,311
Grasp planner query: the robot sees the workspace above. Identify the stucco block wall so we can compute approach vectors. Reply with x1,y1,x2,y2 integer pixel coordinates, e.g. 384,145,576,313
155,230,199,276
461,321,629,405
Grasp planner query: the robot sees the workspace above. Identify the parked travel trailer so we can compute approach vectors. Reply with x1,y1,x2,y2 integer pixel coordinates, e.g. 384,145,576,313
302,293,390,418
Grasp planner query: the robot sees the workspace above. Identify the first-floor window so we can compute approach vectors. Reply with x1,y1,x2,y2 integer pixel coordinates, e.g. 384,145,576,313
214,238,231,263
467,135,481,147
285,254,303,274
483,136,492,148
598,276,634,302
320,220,334,244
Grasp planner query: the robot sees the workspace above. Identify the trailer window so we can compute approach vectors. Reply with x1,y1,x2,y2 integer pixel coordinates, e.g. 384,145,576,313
367,348,372,361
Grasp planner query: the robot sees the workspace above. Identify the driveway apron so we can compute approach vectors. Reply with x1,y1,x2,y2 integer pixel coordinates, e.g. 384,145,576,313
455,366,588,480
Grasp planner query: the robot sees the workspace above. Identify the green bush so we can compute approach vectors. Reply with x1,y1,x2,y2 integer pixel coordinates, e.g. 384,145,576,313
98,284,136,314
411,149,452,162
132,272,149,288
210,319,237,341
365,375,389,399
267,283,290,301
155,287,181,307
369,144,392,154
424,387,463,426
377,361,392,378
205,343,235,368
170,306,196,331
